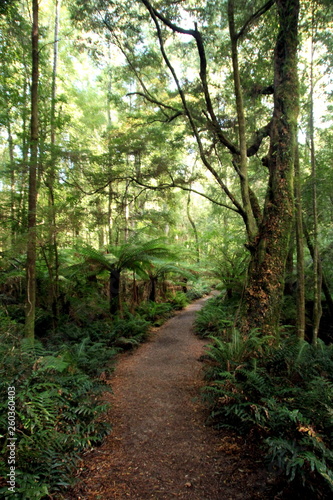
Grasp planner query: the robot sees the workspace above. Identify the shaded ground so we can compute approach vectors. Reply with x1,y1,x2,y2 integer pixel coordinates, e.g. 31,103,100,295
72,296,273,499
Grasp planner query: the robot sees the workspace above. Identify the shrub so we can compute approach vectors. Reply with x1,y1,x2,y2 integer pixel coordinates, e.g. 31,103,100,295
166,291,189,310
136,301,174,325
186,280,211,301
203,335,333,497
194,294,238,338
0,335,111,499
111,313,151,349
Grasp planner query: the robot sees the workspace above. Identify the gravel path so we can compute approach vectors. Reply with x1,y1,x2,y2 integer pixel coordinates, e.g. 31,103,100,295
73,296,269,499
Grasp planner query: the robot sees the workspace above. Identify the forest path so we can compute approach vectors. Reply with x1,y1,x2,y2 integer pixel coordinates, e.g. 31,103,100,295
73,295,269,499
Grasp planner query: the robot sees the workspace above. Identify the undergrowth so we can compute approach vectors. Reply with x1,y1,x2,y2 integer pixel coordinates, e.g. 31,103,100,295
194,293,239,337
0,331,111,499
185,280,211,301
197,295,333,499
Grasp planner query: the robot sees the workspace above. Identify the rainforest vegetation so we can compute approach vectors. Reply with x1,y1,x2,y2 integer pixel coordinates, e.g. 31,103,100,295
1,0,333,498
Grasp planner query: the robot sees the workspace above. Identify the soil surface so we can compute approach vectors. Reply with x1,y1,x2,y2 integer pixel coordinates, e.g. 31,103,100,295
72,295,273,499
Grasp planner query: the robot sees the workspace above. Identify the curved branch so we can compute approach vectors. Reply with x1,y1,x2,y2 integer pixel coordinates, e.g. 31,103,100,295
140,0,246,220
141,0,239,155
131,177,241,214
126,91,182,116
103,18,169,119
236,0,276,41
61,174,241,214
247,120,272,157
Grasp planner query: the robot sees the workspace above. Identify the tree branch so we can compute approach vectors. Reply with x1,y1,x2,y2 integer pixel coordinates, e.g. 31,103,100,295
61,173,241,214
140,0,248,221
103,17,170,119
130,177,241,214
141,0,239,155
236,0,276,41
126,91,182,114
247,120,272,157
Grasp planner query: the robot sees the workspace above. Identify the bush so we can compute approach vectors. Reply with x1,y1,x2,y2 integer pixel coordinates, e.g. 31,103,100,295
194,294,237,338
185,280,211,301
166,291,189,310
0,335,111,499
111,313,151,349
203,334,333,498
136,301,174,325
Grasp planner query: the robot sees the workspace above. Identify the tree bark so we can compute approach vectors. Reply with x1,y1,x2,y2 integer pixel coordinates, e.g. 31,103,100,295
47,0,61,330
309,9,322,344
25,0,39,339
110,268,121,315
242,0,299,336
294,144,305,339
149,276,158,302
228,0,257,242
186,192,200,263
303,223,333,320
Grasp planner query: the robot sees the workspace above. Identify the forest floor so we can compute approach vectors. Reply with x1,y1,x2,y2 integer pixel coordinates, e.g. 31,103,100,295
70,295,274,499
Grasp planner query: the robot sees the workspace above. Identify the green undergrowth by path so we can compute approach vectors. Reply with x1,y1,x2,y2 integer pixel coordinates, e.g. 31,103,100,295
0,288,209,499
195,294,333,499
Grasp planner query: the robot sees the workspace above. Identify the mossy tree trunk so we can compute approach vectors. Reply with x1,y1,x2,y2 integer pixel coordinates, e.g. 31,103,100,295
295,145,305,340
308,7,322,344
242,0,300,336
25,0,39,340
47,0,61,331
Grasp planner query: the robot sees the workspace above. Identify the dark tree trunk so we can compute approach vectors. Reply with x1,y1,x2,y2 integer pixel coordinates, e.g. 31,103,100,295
110,268,121,315
295,145,305,339
308,13,322,344
47,0,61,331
242,0,299,336
25,0,39,339
149,276,158,302
304,223,333,320
187,192,200,263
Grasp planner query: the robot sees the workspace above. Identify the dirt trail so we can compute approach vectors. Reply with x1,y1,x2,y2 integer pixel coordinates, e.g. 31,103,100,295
73,296,269,499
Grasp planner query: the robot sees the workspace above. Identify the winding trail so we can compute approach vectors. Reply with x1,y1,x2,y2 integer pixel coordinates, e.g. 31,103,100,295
74,296,268,499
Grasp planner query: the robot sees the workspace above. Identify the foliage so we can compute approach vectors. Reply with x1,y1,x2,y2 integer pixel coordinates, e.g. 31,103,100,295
165,291,189,310
0,334,111,499
211,250,248,298
136,301,174,326
194,294,239,338
185,280,211,301
110,312,151,349
199,294,333,497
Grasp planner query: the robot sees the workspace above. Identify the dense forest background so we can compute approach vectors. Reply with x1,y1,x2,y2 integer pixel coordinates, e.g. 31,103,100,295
1,0,333,498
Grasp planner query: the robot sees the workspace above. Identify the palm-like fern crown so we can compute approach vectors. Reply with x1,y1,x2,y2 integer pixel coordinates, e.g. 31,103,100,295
72,238,176,277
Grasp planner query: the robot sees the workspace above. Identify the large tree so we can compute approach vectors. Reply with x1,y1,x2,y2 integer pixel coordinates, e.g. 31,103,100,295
108,0,300,336
241,0,299,334
25,0,40,339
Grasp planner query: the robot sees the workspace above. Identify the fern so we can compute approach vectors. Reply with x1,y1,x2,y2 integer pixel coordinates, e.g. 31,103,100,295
0,333,111,498
199,295,333,496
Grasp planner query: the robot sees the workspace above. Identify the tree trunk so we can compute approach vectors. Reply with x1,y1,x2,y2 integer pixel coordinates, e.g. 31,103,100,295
295,144,305,339
108,183,113,245
309,11,322,344
149,276,158,302
186,192,200,263
47,0,61,330
228,0,257,242
303,223,333,320
6,117,16,245
25,0,39,340
242,0,299,336
110,268,121,315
